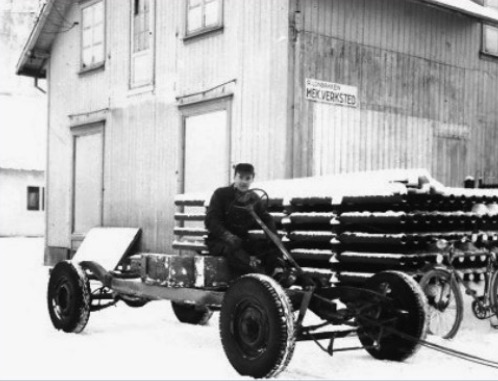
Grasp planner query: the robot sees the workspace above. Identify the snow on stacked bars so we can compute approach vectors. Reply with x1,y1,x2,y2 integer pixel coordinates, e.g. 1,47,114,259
174,169,498,285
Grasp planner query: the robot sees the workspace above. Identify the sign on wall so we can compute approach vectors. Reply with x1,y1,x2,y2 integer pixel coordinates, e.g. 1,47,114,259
305,78,358,108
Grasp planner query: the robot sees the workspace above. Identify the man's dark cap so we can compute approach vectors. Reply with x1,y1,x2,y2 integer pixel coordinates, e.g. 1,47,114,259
234,163,255,176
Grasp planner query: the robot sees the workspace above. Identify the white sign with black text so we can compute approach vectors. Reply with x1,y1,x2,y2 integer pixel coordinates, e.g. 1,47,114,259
305,78,358,108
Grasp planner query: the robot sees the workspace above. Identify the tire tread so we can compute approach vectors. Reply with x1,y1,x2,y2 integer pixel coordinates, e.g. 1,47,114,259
47,261,90,333
219,274,295,378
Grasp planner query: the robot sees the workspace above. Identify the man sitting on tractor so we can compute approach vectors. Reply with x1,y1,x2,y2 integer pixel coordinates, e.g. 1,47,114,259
205,163,296,286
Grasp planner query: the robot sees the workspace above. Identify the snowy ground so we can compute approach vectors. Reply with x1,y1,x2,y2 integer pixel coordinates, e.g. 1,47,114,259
1,238,498,380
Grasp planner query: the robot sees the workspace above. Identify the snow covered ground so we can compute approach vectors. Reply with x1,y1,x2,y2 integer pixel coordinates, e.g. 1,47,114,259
1,237,498,380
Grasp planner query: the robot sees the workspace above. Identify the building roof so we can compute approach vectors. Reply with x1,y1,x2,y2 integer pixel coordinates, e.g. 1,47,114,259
16,0,74,78
16,0,498,79
413,0,498,25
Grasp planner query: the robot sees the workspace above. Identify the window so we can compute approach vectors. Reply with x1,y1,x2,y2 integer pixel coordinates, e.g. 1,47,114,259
186,0,223,37
130,0,154,88
483,0,498,56
27,186,44,211
133,0,151,53
81,0,105,70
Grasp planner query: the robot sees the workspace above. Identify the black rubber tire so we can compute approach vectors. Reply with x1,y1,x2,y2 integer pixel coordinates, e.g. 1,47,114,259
47,261,91,333
219,274,295,379
120,295,150,308
357,271,428,361
419,268,463,339
171,302,213,325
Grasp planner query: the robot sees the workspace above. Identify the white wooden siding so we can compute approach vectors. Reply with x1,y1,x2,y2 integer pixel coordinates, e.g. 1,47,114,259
46,0,290,254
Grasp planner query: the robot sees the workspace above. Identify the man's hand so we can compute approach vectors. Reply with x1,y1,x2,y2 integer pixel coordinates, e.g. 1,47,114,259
249,256,262,268
222,232,242,249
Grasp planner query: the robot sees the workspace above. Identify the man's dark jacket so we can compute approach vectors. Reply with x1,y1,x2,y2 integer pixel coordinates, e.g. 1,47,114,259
205,185,276,244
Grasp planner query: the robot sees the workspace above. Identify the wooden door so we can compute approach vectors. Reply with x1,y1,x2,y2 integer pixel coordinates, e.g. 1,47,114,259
184,110,230,194
72,126,104,246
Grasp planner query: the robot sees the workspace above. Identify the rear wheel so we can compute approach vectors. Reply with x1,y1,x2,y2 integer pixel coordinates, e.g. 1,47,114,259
120,294,150,308
47,261,91,333
357,271,428,361
219,274,295,379
419,268,463,339
171,302,213,325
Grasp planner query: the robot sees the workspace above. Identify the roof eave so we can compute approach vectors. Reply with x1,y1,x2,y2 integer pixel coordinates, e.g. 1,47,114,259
413,0,498,26
16,0,68,79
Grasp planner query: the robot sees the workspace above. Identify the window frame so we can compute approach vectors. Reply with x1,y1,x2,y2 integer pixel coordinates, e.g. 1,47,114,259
129,0,156,89
184,0,224,40
27,186,45,212
80,0,106,73
481,0,498,58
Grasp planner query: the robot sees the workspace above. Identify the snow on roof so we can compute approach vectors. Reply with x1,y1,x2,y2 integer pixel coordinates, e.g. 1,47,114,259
413,0,498,25
442,187,498,198
174,168,442,204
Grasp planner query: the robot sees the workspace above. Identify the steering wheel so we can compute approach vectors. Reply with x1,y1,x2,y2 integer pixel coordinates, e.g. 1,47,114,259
232,188,270,211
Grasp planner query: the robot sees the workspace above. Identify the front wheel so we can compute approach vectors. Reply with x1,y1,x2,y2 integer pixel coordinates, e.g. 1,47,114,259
357,271,428,361
47,261,91,333
419,268,463,339
219,274,295,379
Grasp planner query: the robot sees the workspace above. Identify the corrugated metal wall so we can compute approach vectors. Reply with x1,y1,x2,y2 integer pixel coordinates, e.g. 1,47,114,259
292,0,498,186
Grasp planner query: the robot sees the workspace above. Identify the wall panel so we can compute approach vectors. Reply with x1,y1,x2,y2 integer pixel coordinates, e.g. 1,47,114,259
294,0,498,186
46,0,291,253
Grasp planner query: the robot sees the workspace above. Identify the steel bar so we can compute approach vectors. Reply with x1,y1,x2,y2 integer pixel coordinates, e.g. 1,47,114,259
172,240,208,251
289,231,336,242
298,330,357,341
174,213,206,221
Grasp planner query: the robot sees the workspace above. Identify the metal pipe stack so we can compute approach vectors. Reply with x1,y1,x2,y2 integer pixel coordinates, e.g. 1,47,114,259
280,185,498,286
173,174,498,287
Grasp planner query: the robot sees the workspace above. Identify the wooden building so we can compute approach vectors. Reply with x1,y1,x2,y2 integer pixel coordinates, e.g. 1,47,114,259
0,168,45,237
16,0,498,264
0,0,46,237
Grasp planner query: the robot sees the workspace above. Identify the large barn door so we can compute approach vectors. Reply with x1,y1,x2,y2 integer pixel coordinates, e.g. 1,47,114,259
184,109,230,194
181,103,231,235
72,125,104,248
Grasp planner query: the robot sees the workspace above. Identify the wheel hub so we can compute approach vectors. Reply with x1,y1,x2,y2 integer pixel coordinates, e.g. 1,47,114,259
472,297,492,319
425,282,451,311
356,282,402,343
234,301,268,358
53,279,72,319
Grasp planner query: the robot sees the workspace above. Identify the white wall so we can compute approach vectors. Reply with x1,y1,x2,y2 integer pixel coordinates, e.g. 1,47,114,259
0,168,45,236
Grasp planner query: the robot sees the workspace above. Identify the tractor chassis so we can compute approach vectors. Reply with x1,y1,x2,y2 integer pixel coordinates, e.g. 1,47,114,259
81,260,402,357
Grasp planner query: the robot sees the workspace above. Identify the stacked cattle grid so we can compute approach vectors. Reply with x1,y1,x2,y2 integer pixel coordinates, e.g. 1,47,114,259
173,194,288,253
172,176,498,287
280,196,340,285
336,187,498,285
172,193,338,285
